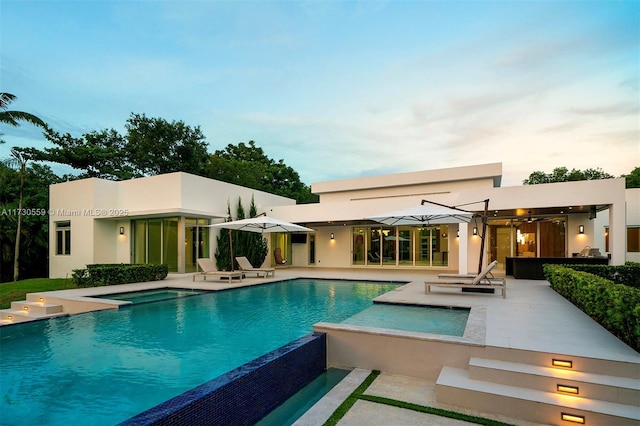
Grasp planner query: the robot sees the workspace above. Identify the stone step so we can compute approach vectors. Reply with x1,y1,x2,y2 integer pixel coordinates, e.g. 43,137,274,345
0,305,67,325
469,357,640,406
436,367,639,426
10,301,63,315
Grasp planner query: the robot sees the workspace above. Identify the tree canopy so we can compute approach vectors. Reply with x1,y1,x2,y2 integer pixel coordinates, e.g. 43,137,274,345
206,141,318,204
523,167,615,185
17,113,208,180
621,167,640,189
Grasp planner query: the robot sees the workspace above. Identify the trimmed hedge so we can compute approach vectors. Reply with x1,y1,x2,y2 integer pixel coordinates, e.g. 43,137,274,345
543,264,640,352
72,264,168,287
563,262,640,289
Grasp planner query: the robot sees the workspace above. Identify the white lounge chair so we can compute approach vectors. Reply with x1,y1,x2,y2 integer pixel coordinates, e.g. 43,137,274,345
235,256,275,278
193,258,243,283
425,260,506,298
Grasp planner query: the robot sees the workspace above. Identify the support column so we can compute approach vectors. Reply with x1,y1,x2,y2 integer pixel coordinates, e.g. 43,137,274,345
458,224,469,275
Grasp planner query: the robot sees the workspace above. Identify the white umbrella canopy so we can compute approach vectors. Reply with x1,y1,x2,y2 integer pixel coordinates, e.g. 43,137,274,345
208,215,314,233
367,205,473,226
207,215,314,271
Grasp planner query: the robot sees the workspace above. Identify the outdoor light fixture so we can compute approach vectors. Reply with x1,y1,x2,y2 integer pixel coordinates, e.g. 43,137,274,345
473,227,478,236
119,227,125,235
456,230,459,238
578,225,584,234
552,359,573,368
557,384,579,395
561,413,585,424
6,315,12,321
23,306,29,311
39,297,44,303
330,233,335,240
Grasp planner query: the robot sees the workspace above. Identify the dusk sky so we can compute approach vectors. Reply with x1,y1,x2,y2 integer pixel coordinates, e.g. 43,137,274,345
1,1,638,187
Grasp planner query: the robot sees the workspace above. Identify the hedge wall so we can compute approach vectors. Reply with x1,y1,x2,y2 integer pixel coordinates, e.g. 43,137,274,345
72,264,169,287
543,264,640,352
563,262,640,289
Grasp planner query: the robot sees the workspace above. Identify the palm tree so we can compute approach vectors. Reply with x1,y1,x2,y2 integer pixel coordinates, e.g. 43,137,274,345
0,93,45,280
0,93,46,144
0,93,45,127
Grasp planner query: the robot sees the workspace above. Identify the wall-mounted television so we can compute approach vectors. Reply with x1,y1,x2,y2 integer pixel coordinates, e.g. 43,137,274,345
291,234,307,244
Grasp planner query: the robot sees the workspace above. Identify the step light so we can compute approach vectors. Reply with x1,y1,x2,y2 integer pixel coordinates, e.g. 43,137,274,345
39,297,45,303
561,413,585,424
552,359,573,368
6,315,12,321
557,384,579,394
23,306,29,311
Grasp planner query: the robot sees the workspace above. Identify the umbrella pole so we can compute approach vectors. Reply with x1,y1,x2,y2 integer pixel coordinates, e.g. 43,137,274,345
229,228,234,271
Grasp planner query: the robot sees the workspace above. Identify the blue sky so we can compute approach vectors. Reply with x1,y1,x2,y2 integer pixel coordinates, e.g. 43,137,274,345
1,0,638,187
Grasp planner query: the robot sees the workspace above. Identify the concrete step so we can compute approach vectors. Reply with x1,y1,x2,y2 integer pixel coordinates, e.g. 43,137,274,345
436,367,640,426
469,357,640,406
0,305,67,325
10,301,63,315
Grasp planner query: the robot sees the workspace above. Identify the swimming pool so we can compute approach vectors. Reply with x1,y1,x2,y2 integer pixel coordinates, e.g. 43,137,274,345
94,288,206,304
342,303,469,336
0,279,400,426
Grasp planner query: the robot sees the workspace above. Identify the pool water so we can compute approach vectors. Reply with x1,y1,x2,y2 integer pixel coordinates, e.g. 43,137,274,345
256,368,350,426
342,303,469,336
0,279,399,426
94,288,205,304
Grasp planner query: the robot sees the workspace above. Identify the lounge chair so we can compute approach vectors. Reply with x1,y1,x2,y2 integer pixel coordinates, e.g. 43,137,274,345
274,248,286,265
425,260,506,298
193,258,243,283
437,260,500,281
235,256,275,278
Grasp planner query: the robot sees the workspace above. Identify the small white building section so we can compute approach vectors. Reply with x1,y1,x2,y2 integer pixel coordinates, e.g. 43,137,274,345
49,172,294,278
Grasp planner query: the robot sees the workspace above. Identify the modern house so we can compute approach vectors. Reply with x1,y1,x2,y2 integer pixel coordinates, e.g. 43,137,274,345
48,162,633,279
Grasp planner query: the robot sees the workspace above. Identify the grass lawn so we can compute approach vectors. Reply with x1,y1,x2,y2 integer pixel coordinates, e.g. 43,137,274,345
0,278,77,309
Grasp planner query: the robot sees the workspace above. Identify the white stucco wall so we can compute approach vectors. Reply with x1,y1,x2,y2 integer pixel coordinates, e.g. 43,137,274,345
49,172,296,278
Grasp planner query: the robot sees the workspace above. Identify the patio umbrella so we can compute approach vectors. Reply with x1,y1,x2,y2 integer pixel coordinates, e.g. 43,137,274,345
366,204,473,226
367,200,488,273
208,215,314,270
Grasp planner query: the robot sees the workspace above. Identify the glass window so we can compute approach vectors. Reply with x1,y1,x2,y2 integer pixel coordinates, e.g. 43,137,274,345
398,227,413,266
133,221,147,264
516,222,537,257
367,228,381,265
352,228,365,265
163,218,179,271
55,221,71,255
132,217,181,272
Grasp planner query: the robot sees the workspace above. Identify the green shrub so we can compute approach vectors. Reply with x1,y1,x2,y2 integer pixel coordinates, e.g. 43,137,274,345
72,264,168,287
543,265,640,352
564,263,640,288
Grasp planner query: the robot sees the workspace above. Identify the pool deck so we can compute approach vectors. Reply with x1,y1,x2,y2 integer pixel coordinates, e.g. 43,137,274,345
7,267,640,425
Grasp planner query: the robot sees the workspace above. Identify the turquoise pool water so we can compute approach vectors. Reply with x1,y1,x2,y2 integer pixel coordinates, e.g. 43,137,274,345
94,288,206,304
342,303,469,336
0,279,399,426
256,368,350,425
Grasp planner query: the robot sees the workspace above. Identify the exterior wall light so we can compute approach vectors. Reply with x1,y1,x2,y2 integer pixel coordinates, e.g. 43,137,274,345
330,233,335,240
473,227,478,236
456,230,459,238
557,384,579,395
578,225,584,234
119,227,125,235
561,413,585,424
552,359,573,368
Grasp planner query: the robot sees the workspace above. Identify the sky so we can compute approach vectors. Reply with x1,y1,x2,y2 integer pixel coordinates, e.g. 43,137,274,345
1,0,638,187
